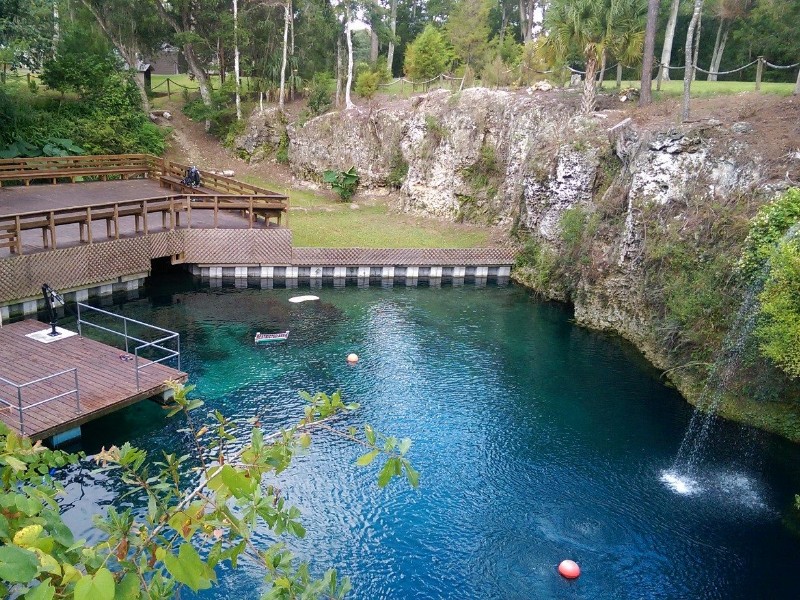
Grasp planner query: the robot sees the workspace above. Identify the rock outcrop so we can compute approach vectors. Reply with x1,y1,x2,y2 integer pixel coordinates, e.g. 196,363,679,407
245,89,800,433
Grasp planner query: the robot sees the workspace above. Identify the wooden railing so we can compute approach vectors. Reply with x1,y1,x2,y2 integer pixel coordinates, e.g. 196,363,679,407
162,159,288,199
0,193,286,255
0,154,154,186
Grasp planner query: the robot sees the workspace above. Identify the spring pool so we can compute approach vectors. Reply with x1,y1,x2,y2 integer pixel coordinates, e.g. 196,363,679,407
57,273,800,599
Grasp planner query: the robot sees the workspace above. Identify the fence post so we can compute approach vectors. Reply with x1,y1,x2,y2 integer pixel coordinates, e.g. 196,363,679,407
167,78,172,99
755,56,764,91
656,62,663,91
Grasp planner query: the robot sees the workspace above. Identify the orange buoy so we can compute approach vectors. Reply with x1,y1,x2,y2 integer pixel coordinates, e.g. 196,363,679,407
558,560,580,579
347,353,359,364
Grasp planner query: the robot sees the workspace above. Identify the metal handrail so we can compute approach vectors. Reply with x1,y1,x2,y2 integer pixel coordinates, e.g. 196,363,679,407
0,368,80,436
76,302,181,391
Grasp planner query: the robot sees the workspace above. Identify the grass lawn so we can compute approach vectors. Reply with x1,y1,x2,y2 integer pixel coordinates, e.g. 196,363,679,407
242,176,493,248
602,79,795,97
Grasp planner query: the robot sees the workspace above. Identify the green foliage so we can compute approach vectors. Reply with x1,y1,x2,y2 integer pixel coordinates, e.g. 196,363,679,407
463,143,500,190
755,239,800,377
0,383,417,599
355,70,380,100
323,167,360,201
740,188,800,281
480,56,514,88
0,76,165,156
307,72,334,116
513,237,557,291
40,27,119,98
445,0,492,72
404,25,452,82
276,129,290,164
387,149,409,188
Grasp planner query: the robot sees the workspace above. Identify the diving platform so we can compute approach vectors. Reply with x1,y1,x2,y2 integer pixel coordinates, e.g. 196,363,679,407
0,312,186,441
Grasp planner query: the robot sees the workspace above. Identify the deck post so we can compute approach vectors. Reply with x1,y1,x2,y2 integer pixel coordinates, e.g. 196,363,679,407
177,337,181,371
135,350,140,391
73,368,81,412
17,386,24,436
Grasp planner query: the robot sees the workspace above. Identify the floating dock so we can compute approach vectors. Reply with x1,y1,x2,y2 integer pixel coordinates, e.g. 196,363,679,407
0,319,186,441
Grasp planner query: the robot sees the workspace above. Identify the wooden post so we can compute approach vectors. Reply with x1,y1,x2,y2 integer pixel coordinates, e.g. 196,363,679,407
656,62,663,91
755,56,764,91
167,78,172,99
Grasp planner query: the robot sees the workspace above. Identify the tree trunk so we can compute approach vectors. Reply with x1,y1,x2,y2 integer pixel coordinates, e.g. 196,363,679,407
233,0,241,120
184,44,212,107
386,0,397,76
581,54,598,114
616,62,622,90
659,0,681,82
597,50,607,88
518,0,528,43
345,8,355,109
289,0,294,56
795,67,800,96
279,0,289,111
336,36,342,107
708,21,729,81
370,24,379,65
52,0,60,58
682,0,705,121
639,0,660,106
692,11,702,81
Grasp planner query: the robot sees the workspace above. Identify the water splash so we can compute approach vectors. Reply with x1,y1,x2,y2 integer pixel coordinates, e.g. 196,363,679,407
666,223,800,487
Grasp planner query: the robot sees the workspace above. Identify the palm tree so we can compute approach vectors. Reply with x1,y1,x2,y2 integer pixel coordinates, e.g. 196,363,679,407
606,0,647,89
544,0,645,114
544,0,611,114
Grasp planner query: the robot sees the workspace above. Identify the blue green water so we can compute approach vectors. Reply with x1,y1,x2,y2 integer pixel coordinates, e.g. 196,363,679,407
56,273,800,599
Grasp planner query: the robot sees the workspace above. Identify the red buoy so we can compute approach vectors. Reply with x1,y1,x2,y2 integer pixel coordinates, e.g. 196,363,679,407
558,559,580,579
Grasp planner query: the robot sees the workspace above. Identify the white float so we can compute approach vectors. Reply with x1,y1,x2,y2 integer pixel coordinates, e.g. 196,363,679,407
289,295,320,303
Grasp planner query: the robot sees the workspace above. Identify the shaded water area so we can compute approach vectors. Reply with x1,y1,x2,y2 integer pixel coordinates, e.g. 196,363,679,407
52,272,800,599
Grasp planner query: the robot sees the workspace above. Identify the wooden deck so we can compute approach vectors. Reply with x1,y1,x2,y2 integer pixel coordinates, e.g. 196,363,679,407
0,319,186,440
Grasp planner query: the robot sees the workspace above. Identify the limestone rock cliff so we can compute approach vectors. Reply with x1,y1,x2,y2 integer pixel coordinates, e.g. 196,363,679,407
250,89,800,433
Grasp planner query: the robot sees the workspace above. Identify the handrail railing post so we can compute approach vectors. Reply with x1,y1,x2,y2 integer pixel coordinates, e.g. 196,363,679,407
77,301,82,336
176,336,181,371
73,368,81,412
135,349,140,391
17,386,24,436
124,318,129,353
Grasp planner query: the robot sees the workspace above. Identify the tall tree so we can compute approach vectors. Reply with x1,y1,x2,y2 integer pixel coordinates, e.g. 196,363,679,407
639,0,659,104
344,3,355,108
403,24,451,81
446,0,492,71
80,0,166,112
706,0,751,80
386,0,399,74
658,0,682,81
682,0,704,120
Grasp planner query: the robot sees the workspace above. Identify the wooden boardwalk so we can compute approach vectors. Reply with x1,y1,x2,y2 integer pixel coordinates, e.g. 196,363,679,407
0,319,186,440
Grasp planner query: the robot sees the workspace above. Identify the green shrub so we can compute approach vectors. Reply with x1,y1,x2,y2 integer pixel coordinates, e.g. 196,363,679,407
513,237,556,290
276,129,290,164
388,149,409,188
355,70,380,100
740,188,800,280
323,167,359,201
307,72,334,116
